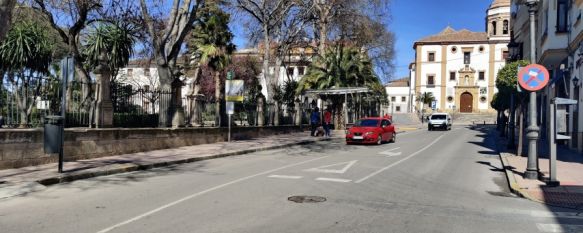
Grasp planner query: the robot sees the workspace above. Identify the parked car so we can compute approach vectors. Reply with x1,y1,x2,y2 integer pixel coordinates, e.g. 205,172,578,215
346,117,396,145
428,113,452,131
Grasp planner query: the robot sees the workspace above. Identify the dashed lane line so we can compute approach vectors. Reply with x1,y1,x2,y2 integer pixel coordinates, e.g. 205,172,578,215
268,175,303,179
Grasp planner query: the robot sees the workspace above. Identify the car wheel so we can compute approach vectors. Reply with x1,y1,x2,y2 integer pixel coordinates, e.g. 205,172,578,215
377,135,382,145
390,132,396,143
428,126,432,131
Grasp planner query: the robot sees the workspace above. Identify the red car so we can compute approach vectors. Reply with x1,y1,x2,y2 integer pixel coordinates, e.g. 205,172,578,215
345,117,396,145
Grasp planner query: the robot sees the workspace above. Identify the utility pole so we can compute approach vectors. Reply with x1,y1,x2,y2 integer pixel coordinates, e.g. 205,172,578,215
524,0,540,180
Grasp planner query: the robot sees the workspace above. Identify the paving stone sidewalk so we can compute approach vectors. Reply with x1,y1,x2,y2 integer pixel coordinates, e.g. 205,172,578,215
496,134,583,209
0,131,344,199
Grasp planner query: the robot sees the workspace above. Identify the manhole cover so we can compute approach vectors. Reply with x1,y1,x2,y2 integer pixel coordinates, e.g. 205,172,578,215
288,195,326,203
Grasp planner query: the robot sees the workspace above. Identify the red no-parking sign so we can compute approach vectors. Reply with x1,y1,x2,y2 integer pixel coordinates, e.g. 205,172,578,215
517,64,550,92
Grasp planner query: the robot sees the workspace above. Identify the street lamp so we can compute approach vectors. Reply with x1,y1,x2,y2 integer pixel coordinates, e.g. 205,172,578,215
524,0,540,180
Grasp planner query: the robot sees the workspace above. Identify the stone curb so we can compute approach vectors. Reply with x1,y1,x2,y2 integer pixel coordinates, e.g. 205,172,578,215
35,138,330,187
498,152,535,200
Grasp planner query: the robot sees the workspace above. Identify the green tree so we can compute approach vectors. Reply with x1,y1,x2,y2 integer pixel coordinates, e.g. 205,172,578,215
83,23,136,79
494,60,530,143
0,20,53,127
417,92,435,110
297,45,385,129
189,2,236,127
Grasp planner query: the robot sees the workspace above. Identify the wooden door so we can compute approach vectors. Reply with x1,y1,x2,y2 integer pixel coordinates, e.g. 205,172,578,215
460,92,473,113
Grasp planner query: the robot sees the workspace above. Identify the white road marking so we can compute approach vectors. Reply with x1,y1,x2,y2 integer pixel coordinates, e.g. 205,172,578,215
96,156,330,233
268,175,303,179
355,133,447,183
537,223,583,233
379,147,402,157
305,160,358,174
531,211,583,219
316,177,352,183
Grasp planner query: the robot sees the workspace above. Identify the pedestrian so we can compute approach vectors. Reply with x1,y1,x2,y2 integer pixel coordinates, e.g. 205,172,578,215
310,107,320,137
323,108,332,138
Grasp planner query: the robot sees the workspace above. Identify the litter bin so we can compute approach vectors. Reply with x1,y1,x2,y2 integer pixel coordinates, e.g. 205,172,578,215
44,115,64,154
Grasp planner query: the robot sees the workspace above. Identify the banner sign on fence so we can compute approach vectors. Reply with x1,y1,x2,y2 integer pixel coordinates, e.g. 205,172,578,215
225,80,244,102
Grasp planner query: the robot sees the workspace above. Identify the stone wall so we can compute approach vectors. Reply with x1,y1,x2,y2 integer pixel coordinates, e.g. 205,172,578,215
0,126,302,169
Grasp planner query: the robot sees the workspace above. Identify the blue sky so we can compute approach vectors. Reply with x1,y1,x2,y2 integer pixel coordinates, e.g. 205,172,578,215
230,0,494,81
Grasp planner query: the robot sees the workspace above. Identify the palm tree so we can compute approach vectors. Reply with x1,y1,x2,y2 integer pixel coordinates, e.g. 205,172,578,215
297,45,385,129
417,92,435,110
0,20,53,127
190,3,235,127
83,23,136,79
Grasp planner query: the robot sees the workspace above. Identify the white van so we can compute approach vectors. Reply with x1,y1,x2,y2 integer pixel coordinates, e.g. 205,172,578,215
428,113,452,131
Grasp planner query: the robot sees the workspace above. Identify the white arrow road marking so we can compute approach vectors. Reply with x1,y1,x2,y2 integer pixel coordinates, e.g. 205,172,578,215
355,133,446,183
316,177,352,183
96,156,330,233
379,147,402,157
268,175,303,179
305,160,358,174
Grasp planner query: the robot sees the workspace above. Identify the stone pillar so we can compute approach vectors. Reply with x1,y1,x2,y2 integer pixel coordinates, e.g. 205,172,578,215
94,52,113,128
189,94,204,127
171,78,185,128
294,98,302,126
257,96,265,126
273,101,280,126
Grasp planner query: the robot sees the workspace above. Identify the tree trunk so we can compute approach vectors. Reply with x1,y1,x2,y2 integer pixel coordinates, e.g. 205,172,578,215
157,63,173,127
262,28,273,102
333,101,345,130
319,21,328,56
214,71,226,127
0,0,15,42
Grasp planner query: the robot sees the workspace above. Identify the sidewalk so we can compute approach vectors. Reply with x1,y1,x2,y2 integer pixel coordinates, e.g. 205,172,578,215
0,131,344,199
496,135,583,210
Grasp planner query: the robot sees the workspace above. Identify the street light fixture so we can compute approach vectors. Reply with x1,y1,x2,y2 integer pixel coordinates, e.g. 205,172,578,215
524,0,540,180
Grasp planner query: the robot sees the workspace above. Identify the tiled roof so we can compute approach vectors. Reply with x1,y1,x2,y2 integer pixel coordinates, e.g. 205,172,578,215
385,77,410,87
415,27,488,44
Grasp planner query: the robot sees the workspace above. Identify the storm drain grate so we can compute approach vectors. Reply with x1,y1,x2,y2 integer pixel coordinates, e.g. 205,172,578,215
288,195,326,203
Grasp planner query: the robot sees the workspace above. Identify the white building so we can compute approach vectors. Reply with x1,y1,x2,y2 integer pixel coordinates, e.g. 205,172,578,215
385,78,413,113
411,0,510,113
510,0,583,152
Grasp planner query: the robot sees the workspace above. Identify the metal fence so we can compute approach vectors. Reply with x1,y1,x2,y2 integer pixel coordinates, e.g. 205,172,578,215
1,78,380,129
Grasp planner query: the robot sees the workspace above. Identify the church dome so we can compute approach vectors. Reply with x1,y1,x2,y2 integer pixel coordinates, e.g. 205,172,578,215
490,0,510,8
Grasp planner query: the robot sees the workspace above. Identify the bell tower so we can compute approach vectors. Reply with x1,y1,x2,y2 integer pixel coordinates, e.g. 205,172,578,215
486,0,511,41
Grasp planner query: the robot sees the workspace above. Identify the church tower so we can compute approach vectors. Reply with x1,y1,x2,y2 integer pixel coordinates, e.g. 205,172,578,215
486,0,511,42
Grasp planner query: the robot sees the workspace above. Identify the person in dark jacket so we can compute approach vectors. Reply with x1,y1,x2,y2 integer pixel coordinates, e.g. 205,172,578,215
310,107,320,136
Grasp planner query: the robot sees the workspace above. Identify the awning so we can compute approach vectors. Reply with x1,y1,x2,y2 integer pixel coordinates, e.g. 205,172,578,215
304,87,371,95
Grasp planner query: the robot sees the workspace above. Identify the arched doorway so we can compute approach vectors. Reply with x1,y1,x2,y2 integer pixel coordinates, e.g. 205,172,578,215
460,92,473,113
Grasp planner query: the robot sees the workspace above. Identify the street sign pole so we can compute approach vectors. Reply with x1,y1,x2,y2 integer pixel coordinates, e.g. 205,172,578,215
58,57,72,173
518,63,549,179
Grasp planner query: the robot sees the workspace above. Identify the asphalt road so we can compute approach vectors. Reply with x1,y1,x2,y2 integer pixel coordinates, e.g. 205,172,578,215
1,126,582,233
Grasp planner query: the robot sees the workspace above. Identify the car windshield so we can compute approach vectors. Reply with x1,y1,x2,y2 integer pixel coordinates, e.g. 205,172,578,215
431,115,447,120
355,119,379,127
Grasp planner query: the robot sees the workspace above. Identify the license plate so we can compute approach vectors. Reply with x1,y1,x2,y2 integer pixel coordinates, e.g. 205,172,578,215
353,136,364,140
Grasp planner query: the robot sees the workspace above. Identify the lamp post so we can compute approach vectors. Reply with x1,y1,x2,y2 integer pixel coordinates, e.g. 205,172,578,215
524,0,540,180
